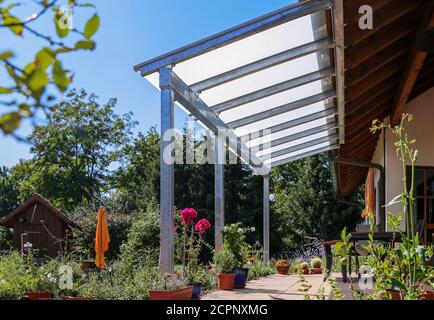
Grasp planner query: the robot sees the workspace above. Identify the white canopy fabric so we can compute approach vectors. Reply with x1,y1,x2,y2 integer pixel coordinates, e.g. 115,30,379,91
135,0,342,171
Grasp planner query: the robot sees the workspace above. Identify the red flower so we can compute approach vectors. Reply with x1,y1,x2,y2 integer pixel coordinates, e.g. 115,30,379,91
195,218,212,234
180,208,198,225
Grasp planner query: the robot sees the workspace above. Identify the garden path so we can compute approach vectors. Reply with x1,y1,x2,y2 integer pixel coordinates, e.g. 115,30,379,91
202,273,355,300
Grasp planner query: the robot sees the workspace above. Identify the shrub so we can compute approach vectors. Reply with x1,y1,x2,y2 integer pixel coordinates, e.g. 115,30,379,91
0,252,40,300
0,228,13,252
214,249,236,274
249,261,275,280
38,257,86,298
223,223,254,268
120,207,160,255
72,205,133,260
79,249,160,300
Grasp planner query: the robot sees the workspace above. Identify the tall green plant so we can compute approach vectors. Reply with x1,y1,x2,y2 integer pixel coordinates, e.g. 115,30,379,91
367,114,434,299
223,223,254,268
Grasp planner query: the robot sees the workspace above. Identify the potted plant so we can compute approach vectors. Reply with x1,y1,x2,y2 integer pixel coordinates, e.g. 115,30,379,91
357,114,434,300
293,261,309,275
214,248,236,291
223,223,255,288
275,260,290,275
149,273,193,300
299,262,309,275
176,208,212,299
310,257,323,274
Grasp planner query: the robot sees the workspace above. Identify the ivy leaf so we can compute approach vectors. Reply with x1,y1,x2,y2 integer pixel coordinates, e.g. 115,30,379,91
75,40,96,50
0,112,21,134
83,14,100,39
3,16,24,36
28,69,49,92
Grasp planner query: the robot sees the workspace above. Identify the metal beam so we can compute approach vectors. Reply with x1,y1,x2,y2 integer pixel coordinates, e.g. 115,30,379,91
269,143,339,168
240,106,337,141
212,68,335,113
159,77,175,274
228,90,336,128
215,134,225,253
258,122,337,150
260,134,338,160
263,174,270,263
332,0,345,144
134,0,334,76
191,38,335,92
159,68,269,175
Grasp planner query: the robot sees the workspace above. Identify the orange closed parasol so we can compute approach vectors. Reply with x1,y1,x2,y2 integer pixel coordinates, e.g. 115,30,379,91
362,168,376,220
95,207,110,269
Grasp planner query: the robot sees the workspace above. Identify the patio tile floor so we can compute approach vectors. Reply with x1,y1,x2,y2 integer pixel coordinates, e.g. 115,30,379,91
202,273,355,300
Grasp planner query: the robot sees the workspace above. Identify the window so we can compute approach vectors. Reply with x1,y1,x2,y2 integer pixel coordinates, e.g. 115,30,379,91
407,166,434,244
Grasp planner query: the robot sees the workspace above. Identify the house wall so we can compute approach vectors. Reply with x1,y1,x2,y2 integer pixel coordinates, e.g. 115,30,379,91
371,87,434,230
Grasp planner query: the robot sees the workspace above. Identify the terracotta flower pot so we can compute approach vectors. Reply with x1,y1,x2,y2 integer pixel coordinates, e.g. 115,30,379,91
61,296,95,300
218,273,236,291
25,291,52,300
310,268,322,274
420,291,434,300
276,266,289,275
149,286,193,300
382,289,402,300
294,267,309,275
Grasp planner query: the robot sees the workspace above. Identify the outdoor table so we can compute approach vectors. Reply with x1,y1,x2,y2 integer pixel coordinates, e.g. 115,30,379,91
323,232,403,282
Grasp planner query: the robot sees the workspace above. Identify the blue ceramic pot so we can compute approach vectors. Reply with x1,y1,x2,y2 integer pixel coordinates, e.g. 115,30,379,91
234,268,249,288
191,283,202,299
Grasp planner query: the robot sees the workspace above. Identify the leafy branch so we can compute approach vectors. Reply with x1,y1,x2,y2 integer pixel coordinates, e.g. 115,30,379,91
0,0,100,136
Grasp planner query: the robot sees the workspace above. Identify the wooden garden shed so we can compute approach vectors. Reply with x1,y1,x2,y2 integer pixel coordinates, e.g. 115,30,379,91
0,194,78,258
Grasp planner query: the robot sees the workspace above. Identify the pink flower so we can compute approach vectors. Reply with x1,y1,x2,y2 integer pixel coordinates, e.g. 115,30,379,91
180,208,198,225
195,218,212,234
172,226,177,233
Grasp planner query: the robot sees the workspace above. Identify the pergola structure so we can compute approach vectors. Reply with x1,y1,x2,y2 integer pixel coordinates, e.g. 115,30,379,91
134,0,345,273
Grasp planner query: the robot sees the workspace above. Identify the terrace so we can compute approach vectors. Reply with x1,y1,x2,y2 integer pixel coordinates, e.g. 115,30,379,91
132,0,434,300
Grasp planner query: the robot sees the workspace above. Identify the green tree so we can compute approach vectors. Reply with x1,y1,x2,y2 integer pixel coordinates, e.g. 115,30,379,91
0,166,19,217
114,128,160,212
0,0,100,136
272,153,363,255
25,89,137,211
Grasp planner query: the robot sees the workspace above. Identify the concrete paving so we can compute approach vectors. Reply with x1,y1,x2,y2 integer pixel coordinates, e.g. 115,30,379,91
202,273,355,300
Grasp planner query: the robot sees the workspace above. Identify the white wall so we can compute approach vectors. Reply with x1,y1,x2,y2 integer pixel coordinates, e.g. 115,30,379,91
370,87,434,230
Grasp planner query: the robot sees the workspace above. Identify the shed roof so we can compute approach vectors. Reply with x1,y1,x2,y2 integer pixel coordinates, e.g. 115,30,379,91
0,194,76,228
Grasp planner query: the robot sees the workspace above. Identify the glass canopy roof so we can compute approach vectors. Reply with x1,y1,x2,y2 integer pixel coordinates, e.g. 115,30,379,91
135,0,342,173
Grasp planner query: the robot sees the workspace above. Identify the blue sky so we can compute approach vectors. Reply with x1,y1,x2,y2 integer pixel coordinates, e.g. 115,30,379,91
0,0,295,167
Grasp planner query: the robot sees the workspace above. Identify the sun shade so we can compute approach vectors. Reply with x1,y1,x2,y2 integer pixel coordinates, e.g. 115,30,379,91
134,0,344,173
